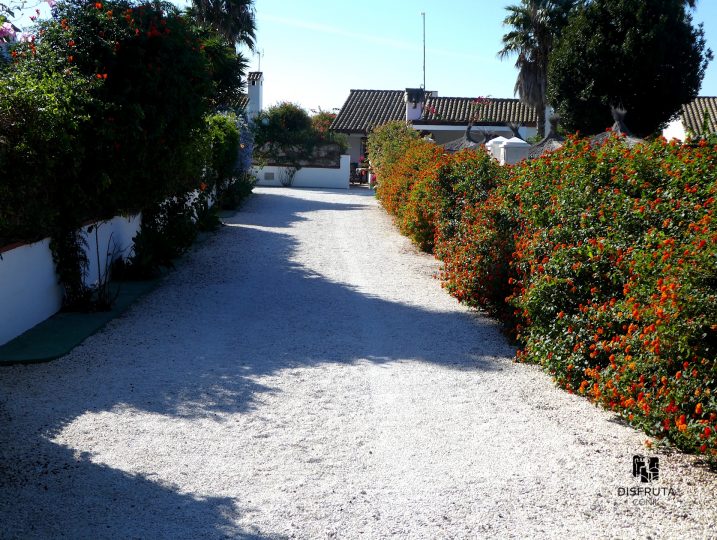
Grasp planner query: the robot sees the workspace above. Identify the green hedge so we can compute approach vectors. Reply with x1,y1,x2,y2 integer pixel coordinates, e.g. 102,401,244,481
0,0,251,245
0,1,253,306
368,130,717,457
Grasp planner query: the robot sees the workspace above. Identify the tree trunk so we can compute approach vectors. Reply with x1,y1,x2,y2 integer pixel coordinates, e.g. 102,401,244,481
536,105,546,139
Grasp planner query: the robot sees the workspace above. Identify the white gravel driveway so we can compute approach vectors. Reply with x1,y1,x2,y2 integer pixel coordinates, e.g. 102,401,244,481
1,186,716,539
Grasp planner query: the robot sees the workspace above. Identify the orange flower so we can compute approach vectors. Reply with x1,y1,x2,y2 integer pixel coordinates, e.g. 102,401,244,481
696,403,703,415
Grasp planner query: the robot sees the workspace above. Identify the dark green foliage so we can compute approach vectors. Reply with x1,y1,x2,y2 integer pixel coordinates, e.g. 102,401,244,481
189,0,256,48
43,1,213,213
122,196,198,279
0,1,251,308
0,68,94,244
217,172,255,210
205,112,241,187
205,112,255,209
548,0,712,137
198,31,249,110
366,120,420,179
50,227,92,310
252,102,313,147
252,102,346,167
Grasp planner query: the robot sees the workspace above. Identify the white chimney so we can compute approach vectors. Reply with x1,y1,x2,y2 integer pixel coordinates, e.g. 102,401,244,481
404,88,425,122
247,71,263,122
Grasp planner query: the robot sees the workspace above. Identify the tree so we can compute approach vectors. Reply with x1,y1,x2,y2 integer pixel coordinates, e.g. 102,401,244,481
548,0,712,137
190,0,255,49
252,102,312,147
498,0,578,137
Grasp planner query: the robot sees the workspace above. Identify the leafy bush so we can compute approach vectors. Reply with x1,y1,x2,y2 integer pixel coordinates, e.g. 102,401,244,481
310,108,347,150
1,0,217,232
374,138,443,250
253,102,312,147
205,113,241,188
505,136,716,455
216,172,255,210
0,67,93,244
368,124,717,457
366,120,419,179
427,147,513,322
120,195,199,279
0,1,252,307
203,111,254,210
252,102,346,165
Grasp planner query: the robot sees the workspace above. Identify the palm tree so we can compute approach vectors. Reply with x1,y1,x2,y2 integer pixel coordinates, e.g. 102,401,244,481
191,0,256,49
498,0,577,137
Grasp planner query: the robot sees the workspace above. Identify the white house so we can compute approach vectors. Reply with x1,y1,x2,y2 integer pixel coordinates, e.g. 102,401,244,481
662,96,717,141
329,88,539,165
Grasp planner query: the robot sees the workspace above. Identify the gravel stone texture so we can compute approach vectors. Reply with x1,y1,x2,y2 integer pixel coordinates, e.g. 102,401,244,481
1,186,716,539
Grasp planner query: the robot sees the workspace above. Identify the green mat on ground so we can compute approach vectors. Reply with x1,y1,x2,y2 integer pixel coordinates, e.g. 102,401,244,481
0,279,160,365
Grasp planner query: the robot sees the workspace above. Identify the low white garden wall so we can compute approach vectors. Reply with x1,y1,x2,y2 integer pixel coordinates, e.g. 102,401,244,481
254,155,350,189
0,214,141,346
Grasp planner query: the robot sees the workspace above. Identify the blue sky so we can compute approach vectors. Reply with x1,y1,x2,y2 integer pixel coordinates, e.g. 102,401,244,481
248,0,717,112
14,0,717,112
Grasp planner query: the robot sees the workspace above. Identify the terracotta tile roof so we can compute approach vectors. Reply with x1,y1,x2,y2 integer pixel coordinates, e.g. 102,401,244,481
248,71,263,82
681,96,717,135
330,90,406,134
237,94,249,111
422,97,537,126
330,90,537,134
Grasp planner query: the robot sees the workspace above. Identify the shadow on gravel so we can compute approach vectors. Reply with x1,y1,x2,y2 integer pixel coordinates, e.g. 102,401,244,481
0,188,511,538
0,437,262,540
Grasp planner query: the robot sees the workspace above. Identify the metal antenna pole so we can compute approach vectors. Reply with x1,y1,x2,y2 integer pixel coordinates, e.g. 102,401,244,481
422,12,426,89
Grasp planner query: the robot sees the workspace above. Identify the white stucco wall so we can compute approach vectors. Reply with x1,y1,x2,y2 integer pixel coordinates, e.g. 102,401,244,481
81,215,142,288
662,118,686,142
254,155,350,189
347,134,364,164
0,214,141,346
0,239,64,346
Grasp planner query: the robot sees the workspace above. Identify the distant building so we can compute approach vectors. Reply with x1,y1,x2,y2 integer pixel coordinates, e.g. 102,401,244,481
330,88,538,165
246,71,263,122
662,96,717,141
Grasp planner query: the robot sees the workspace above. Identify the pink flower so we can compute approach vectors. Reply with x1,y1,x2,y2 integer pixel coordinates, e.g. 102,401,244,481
46,0,57,7
0,22,15,40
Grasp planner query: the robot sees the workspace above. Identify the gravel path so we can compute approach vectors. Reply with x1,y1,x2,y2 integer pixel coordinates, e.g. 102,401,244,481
1,186,716,539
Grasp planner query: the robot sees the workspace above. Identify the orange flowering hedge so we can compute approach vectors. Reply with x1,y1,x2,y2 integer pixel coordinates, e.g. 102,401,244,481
375,140,502,253
506,136,716,455
370,131,717,456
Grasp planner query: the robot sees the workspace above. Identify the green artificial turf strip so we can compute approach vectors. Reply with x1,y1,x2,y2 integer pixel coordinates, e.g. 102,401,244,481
0,280,159,365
